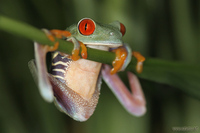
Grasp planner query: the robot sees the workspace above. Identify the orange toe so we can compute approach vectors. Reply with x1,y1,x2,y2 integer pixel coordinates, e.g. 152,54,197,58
132,51,145,73
79,41,87,59
72,49,80,61
110,47,127,75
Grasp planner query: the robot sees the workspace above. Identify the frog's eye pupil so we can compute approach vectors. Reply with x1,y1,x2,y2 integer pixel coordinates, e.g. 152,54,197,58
78,19,95,35
120,23,126,36
85,23,87,31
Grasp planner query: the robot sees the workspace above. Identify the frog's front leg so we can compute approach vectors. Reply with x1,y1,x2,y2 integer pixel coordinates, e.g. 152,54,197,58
102,64,146,116
45,29,88,60
110,43,132,74
111,43,145,74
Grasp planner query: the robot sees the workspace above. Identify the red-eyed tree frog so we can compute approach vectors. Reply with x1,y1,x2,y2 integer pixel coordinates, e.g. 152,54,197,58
28,18,146,122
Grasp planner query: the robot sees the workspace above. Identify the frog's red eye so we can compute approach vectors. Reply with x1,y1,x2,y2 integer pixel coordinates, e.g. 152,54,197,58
78,19,95,35
120,23,126,36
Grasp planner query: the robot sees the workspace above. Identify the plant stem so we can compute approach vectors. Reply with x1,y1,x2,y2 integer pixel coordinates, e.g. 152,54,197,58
0,15,200,99
0,15,116,65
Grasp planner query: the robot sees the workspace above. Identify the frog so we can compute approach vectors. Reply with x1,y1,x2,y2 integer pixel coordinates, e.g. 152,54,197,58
28,18,146,122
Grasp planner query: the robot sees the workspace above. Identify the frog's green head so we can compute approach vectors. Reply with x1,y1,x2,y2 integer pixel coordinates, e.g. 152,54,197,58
66,18,126,48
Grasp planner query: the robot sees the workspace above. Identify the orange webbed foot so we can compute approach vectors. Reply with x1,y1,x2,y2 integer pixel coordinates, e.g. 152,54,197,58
43,29,88,60
110,46,127,75
132,51,145,73
67,37,88,61
80,41,87,59
42,29,63,52
71,49,80,61
49,29,71,39
110,44,145,74
48,30,87,60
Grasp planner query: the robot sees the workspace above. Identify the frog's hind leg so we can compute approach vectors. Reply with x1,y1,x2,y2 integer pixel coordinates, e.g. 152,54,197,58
102,64,146,116
28,42,54,102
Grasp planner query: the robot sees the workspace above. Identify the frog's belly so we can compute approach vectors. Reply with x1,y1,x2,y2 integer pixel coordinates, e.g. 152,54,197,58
50,52,102,100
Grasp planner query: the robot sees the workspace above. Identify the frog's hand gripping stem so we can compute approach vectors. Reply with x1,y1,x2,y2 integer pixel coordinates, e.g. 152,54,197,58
102,64,146,116
47,29,87,60
110,43,132,74
28,42,54,102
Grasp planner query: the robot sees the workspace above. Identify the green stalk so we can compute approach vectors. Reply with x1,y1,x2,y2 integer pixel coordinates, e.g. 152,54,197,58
0,15,115,64
0,15,200,99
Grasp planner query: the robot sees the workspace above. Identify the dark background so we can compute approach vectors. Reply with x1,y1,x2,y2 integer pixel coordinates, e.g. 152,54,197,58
0,0,199,133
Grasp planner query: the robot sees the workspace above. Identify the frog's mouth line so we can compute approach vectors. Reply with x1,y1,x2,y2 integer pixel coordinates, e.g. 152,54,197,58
85,43,123,51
